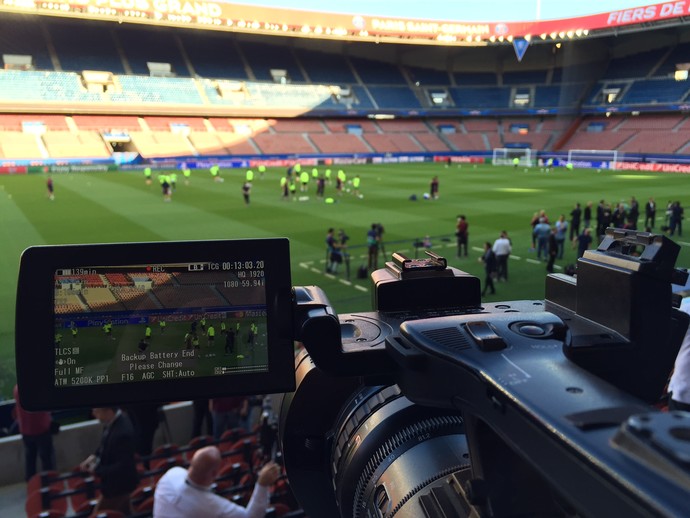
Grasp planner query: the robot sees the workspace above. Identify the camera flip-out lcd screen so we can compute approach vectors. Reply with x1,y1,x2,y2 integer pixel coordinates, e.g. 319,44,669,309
16,239,295,410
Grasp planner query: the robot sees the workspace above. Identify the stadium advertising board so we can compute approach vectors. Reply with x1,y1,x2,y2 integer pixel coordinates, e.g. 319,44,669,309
2,0,689,44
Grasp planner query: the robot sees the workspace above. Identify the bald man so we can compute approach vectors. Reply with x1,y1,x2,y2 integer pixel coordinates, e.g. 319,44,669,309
153,445,280,518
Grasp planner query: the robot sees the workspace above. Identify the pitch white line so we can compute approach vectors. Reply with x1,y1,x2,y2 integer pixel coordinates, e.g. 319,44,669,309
339,279,352,286
526,258,542,265
354,285,368,292
509,255,521,260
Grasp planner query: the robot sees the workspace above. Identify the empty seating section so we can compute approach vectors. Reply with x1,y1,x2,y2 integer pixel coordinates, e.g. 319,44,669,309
367,86,421,109
444,133,488,151
350,86,376,109
0,132,42,159
414,133,450,152
114,288,160,311
270,119,325,133
72,115,141,131
504,133,551,150
189,132,230,155
173,271,225,285
363,134,423,153
238,41,304,82
406,66,451,86
253,133,316,154
130,131,195,158
350,57,406,85
619,131,690,154
55,292,84,314
535,84,587,108
618,114,683,130
110,76,203,104
463,119,498,132
117,27,190,76
323,119,379,133
502,70,548,85
450,87,511,109
309,134,371,154
621,78,690,104
104,273,132,286
0,16,53,70
453,72,497,86
154,286,224,309
0,71,102,102
145,272,173,285
145,117,207,131
566,125,637,151
602,48,666,79
295,48,357,84
48,23,124,73
654,42,690,77
81,287,126,312
43,131,110,159
180,32,247,79
376,120,430,133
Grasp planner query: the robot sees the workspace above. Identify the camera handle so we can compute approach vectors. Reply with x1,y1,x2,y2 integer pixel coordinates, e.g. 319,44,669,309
292,286,398,377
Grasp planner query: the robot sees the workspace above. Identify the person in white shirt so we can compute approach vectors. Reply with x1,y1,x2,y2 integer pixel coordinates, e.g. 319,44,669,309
153,445,280,518
669,299,690,412
492,231,512,282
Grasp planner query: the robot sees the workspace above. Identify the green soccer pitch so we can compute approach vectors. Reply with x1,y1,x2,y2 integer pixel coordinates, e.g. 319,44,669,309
1,162,689,398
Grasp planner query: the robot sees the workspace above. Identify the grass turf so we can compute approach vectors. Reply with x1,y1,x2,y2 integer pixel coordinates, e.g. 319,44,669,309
1,163,689,398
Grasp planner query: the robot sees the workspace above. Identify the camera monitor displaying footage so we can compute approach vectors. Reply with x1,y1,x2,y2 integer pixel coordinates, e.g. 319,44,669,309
15,239,295,410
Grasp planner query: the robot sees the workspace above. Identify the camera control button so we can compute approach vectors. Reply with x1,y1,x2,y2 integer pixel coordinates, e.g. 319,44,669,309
465,321,506,351
518,324,545,337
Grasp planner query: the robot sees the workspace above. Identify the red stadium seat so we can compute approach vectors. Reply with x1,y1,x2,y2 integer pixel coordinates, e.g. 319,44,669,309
69,476,100,511
25,487,68,518
27,471,63,495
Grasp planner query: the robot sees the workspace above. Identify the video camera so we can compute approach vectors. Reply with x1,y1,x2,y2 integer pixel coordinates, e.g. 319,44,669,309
15,229,690,517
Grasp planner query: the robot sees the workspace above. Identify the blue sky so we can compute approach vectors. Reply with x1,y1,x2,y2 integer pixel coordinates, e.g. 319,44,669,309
226,1,660,22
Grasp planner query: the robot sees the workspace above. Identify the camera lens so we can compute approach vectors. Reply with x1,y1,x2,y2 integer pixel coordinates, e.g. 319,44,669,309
331,385,469,517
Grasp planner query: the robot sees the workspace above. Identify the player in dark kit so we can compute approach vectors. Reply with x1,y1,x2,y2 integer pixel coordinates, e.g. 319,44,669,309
46,176,55,200
137,338,150,357
224,328,235,356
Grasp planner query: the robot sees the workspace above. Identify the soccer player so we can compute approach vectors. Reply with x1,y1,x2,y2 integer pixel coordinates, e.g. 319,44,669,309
200,317,206,333
159,320,166,334
70,321,78,342
280,176,289,200
242,181,251,205
103,320,114,341
138,338,150,357
352,175,361,198
144,167,152,184
207,324,215,348
258,164,266,179
46,175,55,200
246,169,254,183
224,327,235,356
169,172,177,191
55,331,62,348
512,157,520,168
184,331,194,351
145,324,152,341
299,170,309,192
183,167,191,185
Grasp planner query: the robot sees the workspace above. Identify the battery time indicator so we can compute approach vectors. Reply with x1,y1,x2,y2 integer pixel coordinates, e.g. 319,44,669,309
57,269,73,276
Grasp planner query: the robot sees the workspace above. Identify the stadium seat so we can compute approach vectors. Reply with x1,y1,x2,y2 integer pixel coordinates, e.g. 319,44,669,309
32,510,65,518
25,487,68,518
69,476,100,512
218,427,247,450
27,471,62,495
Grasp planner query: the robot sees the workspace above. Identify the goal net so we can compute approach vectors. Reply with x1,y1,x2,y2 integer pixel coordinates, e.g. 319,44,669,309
566,149,618,170
492,148,533,167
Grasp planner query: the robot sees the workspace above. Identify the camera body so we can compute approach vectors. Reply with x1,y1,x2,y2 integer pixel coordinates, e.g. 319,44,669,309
283,229,690,517
14,230,690,517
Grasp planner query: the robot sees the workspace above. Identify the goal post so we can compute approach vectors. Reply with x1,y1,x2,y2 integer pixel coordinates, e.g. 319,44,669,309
492,148,533,167
566,149,618,170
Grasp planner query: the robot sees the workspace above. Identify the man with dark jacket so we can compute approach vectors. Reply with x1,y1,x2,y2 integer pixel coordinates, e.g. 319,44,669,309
81,407,139,515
